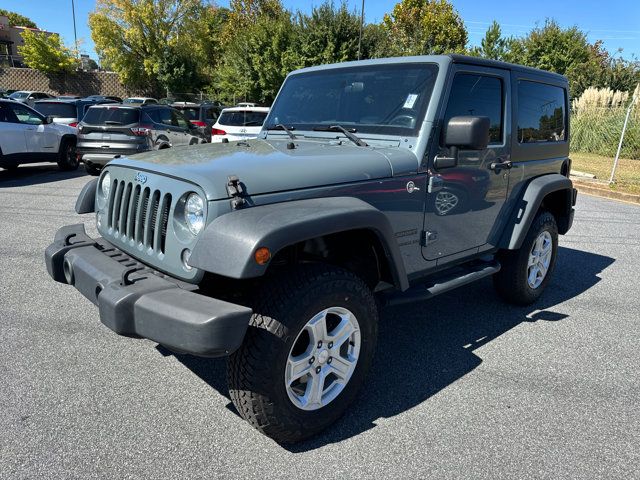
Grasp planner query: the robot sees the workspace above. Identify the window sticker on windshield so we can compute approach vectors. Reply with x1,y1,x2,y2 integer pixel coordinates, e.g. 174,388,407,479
403,93,418,109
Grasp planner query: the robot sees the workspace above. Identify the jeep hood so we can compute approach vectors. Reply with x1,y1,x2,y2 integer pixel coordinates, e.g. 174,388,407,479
108,138,419,201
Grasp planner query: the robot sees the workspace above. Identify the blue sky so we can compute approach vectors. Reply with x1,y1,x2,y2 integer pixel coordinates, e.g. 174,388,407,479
3,0,639,60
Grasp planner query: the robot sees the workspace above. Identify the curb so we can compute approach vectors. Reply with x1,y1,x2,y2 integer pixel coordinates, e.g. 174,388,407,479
572,179,640,205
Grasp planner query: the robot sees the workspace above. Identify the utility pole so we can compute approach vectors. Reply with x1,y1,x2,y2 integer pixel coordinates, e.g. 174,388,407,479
357,0,365,60
71,0,79,56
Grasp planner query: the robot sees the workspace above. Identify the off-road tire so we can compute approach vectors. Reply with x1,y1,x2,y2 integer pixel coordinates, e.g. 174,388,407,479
227,264,378,443
84,162,101,176
57,139,78,171
494,210,558,305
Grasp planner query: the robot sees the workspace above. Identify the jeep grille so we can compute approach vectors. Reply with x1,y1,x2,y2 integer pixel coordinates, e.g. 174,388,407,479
107,181,171,254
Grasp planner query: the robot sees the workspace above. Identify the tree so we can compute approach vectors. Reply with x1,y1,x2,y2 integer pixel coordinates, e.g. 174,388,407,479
89,0,207,94
294,1,361,66
470,21,508,60
381,0,467,56
214,10,298,103
0,9,37,28
17,30,78,74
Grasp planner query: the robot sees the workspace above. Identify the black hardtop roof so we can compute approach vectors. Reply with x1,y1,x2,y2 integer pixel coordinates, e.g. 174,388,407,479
448,54,568,83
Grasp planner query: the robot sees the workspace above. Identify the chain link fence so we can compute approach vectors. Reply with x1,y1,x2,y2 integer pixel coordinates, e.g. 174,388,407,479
570,85,640,192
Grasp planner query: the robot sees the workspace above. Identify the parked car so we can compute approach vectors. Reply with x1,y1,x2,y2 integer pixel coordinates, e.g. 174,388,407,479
123,97,158,105
8,91,54,107
236,102,257,108
0,99,78,171
172,101,224,142
210,106,269,142
56,95,82,100
77,104,206,175
34,98,115,128
44,55,576,443
84,95,123,103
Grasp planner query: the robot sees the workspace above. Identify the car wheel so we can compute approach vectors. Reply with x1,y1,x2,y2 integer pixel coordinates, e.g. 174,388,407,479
57,140,78,171
227,264,378,443
493,211,558,305
84,162,101,176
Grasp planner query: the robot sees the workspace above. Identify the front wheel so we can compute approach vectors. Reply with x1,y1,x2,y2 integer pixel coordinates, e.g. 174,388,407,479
494,210,558,305
227,265,378,443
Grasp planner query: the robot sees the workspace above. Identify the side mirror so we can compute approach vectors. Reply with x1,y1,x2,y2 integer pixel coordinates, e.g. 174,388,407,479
434,116,490,169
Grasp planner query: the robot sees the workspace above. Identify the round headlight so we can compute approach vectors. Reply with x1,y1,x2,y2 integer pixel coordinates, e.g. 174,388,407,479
184,193,204,235
101,172,111,198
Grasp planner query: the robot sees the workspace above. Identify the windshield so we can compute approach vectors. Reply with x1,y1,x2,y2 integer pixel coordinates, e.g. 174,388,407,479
123,98,144,104
218,110,268,127
34,102,77,118
10,92,29,99
83,106,140,125
266,63,439,136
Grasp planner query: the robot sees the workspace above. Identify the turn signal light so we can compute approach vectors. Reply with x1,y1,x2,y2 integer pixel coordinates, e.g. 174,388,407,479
190,120,207,127
254,247,271,265
68,122,78,128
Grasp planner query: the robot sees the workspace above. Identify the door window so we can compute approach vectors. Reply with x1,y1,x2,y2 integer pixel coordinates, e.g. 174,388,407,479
171,110,189,129
0,104,19,123
443,73,504,144
9,104,43,125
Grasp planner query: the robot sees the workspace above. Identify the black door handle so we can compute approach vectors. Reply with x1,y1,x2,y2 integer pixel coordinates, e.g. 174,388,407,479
489,160,512,171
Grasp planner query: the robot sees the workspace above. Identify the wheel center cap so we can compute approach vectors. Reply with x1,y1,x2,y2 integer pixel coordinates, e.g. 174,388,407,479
317,349,329,364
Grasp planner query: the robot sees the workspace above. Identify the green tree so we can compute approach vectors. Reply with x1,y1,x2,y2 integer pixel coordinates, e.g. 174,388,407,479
89,0,206,94
0,9,37,28
470,21,508,60
214,10,298,104
294,1,361,66
381,0,467,56
18,30,78,74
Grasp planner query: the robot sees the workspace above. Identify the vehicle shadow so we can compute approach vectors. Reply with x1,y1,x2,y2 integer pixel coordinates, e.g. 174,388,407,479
0,162,88,187
163,246,614,451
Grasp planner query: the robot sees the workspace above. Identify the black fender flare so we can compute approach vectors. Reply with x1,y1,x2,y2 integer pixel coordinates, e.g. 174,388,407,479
190,197,409,290
499,173,576,250
155,135,171,149
75,178,98,214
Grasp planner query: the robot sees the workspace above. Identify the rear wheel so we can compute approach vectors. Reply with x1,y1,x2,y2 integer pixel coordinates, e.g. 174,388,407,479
227,264,378,443
57,139,78,171
494,210,558,305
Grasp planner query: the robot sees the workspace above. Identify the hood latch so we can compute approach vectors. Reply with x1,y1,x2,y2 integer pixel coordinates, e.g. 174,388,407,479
226,175,247,209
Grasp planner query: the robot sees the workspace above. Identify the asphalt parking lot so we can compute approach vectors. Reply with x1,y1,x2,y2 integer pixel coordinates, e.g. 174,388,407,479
1,163,638,479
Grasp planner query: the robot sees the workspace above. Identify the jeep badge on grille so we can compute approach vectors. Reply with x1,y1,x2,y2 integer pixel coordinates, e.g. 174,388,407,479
134,172,148,184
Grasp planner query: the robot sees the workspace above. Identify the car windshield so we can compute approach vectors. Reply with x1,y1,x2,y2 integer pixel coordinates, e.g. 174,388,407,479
9,92,29,99
266,63,439,136
123,98,144,104
83,106,140,125
175,107,199,120
218,110,268,127
34,102,77,118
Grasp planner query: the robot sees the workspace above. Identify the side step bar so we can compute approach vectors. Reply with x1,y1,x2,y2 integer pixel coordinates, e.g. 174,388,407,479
382,261,501,306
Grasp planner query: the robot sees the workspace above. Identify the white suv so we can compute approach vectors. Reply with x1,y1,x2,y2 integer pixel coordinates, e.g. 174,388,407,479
0,100,78,171
211,106,269,143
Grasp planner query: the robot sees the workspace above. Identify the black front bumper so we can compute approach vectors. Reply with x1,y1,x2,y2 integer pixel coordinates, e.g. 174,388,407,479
45,224,252,357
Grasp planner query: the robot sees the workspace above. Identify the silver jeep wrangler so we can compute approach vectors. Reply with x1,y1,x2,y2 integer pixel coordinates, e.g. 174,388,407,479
46,55,576,443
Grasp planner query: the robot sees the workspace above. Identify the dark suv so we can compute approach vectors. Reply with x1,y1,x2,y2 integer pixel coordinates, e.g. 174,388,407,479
77,104,206,175
34,98,114,127
171,101,224,142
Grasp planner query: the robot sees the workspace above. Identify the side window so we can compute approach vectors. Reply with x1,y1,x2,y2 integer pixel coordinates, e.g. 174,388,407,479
172,110,189,128
155,108,173,126
443,73,503,145
205,108,217,120
10,104,43,125
517,81,566,143
0,104,19,123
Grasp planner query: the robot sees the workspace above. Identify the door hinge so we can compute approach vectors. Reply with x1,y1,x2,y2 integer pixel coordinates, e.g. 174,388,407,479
420,230,438,246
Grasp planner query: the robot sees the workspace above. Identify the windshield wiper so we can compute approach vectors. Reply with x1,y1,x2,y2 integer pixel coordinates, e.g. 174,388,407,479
312,125,367,147
266,123,297,140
